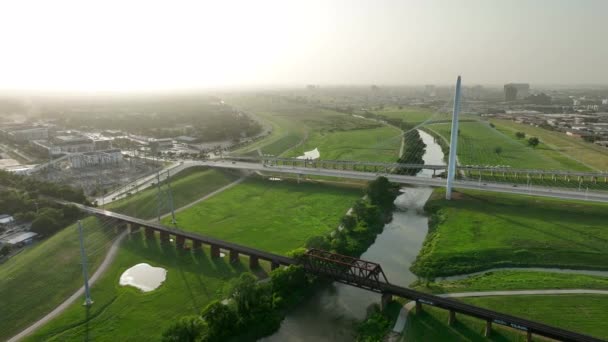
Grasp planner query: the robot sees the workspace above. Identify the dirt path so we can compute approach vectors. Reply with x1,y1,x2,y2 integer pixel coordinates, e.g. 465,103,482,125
9,230,128,342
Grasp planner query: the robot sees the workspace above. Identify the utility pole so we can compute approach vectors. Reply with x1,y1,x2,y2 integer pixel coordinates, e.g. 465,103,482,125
156,172,163,222
445,76,462,200
166,169,177,226
78,220,93,306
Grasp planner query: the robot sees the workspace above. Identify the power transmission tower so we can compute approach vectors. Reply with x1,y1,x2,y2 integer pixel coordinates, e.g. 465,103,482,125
78,220,93,306
155,170,177,225
446,76,462,200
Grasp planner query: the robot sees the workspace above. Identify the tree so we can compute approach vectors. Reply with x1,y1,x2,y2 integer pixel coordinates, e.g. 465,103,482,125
200,300,237,341
0,244,11,257
340,215,357,231
528,137,540,148
305,235,331,250
30,214,61,236
365,177,396,209
228,273,259,317
515,131,526,139
494,146,503,155
489,123,495,128
161,315,207,342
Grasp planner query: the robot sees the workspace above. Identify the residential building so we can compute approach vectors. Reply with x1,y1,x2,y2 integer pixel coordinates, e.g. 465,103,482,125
52,135,95,153
504,83,530,101
0,126,48,142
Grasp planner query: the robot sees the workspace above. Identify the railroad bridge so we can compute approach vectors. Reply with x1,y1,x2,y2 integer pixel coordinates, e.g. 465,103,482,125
68,202,602,342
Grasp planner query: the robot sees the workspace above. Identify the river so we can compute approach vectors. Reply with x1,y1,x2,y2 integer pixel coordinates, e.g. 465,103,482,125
263,129,446,341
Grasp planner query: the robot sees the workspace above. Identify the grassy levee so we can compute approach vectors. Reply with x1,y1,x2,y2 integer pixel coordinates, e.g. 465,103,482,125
162,177,362,255
372,106,443,124
403,306,533,342
411,188,608,277
105,167,240,220
230,96,402,159
492,119,608,171
25,232,259,341
413,270,608,294
0,217,118,341
426,121,591,170
462,295,608,340
285,126,402,162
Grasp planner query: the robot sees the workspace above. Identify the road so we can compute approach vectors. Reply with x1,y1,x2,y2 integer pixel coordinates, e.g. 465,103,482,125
391,288,608,335
8,231,128,342
204,160,608,203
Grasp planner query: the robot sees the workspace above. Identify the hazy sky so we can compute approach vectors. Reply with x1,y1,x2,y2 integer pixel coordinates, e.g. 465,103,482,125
1,0,607,91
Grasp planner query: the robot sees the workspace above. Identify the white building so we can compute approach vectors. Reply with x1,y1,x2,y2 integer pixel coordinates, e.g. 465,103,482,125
1,231,37,246
0,215,14,225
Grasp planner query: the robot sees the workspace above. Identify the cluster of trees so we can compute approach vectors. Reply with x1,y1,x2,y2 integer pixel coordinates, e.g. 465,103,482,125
515,132,540,148
356,304,392,342
395,130,425,175
162,266,317,342
0,170,88,204
306,177,399,257
0,189,81,236
162,177,400,341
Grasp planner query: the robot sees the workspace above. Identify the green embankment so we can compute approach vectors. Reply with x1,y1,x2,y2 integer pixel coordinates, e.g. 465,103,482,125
492,119,608,171
412,188,608,277
413,270,608,294
0,217,117,340
25,232,257,341
285,126,401,162
162,177,362,255
403,306,533,342
426,121,590,170
105,167,240,219
373,106,442,124
463,295,608,340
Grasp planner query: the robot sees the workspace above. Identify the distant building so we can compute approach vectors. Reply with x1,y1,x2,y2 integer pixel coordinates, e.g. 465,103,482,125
102,129,123,137
30,140,62,156
504,83,530,101
69,149,123,168
93,138,113,151
0,214,14,225
175,136,199,144
150,138,173,150
602,99,608,105
0,126,48,142
52,135,95,153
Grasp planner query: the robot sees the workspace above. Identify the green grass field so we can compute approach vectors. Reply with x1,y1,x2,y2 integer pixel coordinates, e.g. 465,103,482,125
0,217,118,340
403,306,533,341
105,167,240,220
285,126,402,162
373,106,443,124
414,270,608,294
426,121,591,170
230,96,401,160
162,177,362,254
25,232,259,341
492,119,608,171
412,188,608,277
463,295,608,340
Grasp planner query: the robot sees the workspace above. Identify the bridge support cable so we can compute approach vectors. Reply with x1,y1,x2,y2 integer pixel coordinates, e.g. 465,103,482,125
446,75,462,200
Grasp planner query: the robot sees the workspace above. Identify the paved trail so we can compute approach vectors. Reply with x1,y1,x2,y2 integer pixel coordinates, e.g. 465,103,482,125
9,231,128,342
391,288,608,335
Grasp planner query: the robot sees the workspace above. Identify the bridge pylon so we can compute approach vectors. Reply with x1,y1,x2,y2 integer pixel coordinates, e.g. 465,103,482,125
446,76,462,200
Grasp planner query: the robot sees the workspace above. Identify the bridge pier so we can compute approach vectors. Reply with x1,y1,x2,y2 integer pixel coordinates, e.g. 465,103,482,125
448,310,456,326
145,227,155,239
176,235,185,249
192,240,202,250
130,224,141,233
526,330,532,342
249,255,260,269
380,293,392,311
230,250,239,264
415,300,422,314
271,261,280,271
211,245,221,258
160,231,170,244
484,320,492,337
